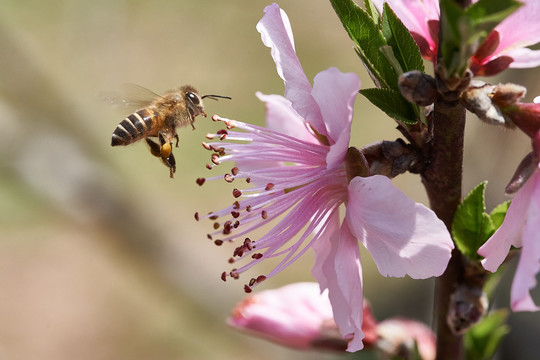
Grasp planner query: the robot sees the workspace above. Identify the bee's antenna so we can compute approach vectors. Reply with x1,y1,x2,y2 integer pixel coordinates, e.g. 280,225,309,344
202,94,232,101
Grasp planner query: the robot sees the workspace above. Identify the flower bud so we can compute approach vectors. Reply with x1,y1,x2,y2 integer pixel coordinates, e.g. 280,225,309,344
447,284,488,335
398,71,437,106
227,282,378,351
376,318,436,360
461,81,506,126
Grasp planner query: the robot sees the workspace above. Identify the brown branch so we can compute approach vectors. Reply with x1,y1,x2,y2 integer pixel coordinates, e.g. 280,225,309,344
422,91,467,360
420,0,473,357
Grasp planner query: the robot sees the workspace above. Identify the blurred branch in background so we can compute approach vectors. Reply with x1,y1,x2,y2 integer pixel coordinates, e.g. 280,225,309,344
0,7,326,359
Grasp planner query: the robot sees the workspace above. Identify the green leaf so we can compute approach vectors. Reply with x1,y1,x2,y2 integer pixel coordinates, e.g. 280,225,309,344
465,310,510,360
364,0,380,26
439,0,474,76
329,0,397,89
438,0,521,77
489,200,511,231
381,3,424,74
452,182,494,260
360,88,418,125
466,0,522,33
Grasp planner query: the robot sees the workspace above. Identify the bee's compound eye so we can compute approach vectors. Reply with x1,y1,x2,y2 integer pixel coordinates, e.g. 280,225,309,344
186,92,200,105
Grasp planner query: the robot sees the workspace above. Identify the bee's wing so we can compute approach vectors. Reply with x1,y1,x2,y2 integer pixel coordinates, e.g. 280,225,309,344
99,83,164,111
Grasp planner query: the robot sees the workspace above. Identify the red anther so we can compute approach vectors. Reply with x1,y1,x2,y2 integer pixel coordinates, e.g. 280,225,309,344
196,178,206,186
233,189,242,198
202,142,212,150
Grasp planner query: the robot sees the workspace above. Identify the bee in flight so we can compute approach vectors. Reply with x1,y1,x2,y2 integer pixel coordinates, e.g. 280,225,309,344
110,85,230,178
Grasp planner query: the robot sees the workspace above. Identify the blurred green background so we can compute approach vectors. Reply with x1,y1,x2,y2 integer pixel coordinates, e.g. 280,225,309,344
0,0,538,359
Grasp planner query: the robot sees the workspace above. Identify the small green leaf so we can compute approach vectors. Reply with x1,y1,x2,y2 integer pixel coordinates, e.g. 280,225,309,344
465,310,510,360
360,88,418,125
381,3,424,74
329,0,397,89
452,182,493,260
364,0,380,26
489,200,511,231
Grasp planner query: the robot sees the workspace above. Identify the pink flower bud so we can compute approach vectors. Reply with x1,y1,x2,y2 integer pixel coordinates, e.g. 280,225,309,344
227,282,378,351
489,84,540,138
376,318,436,360
502,103,540,139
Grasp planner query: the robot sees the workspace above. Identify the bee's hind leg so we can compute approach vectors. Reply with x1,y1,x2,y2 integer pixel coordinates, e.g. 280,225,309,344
165,153,176,178
146,138,161,157
146,136,175,178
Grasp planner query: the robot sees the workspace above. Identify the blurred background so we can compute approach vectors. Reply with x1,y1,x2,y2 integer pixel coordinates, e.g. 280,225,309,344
0,0,538,359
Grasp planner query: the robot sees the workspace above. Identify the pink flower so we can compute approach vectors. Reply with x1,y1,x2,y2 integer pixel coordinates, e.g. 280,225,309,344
376,317,436,360
227,282,378,351
478,135,540,312
372,0,540,76
200,3,453,352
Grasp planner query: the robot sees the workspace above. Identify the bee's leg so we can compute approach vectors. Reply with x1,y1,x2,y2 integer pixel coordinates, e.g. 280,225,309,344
174,134,180,147
158,131,167,146
146,138,161,157
166,153,176,178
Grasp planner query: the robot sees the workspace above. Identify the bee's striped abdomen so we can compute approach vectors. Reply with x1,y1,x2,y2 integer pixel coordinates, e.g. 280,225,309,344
111,108,159,146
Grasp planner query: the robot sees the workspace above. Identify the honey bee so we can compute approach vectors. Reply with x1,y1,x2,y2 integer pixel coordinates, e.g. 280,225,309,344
110,85,230,178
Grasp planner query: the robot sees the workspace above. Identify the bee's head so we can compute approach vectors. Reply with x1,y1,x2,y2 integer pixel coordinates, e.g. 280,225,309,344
181,85,206,118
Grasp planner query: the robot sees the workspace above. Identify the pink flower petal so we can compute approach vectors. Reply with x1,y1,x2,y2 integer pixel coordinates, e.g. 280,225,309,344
227,282,335,349
372,0,439,50
346,175,453,279
312,212,365,352
311,67,360,144
255,92,318,144
311,68,360,168
510,172,540,311
479,170,539,272
335,221,366,352
494,0,540,56
505,48,540,68
256,4,326,136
